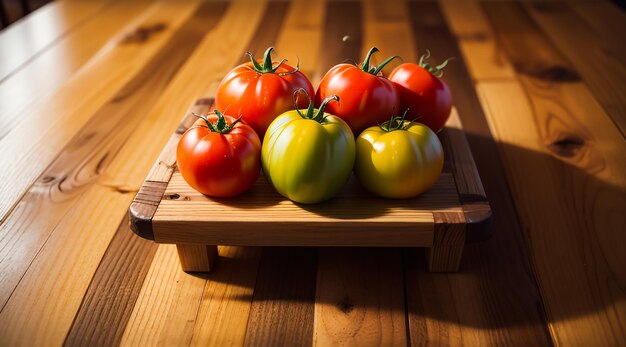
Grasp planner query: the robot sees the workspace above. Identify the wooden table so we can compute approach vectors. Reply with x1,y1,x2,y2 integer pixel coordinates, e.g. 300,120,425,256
0,0,624,345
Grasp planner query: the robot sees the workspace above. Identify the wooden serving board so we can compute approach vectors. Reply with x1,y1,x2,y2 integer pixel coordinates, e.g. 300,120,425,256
129,98,492,272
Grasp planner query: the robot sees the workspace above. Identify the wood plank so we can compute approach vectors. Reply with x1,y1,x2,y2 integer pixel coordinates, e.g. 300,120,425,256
478,3,626,345
0,1,153,141
115,1,271,345
0,3,210,346
190,246,262,346
275,0,326,86
362,0,416,75
0,1,200,224
439,0,516,81
427,211,466,272
244,247,318,347
477,78,626,347
318,1,361,76
63,220,158,347
153,171,453,246
0,0,110,81
405,2,552,345
0,185,135,346
59,5,230,346
524,2,626,136
570,1,626,63
0,0,216,315
119,245,206,346
313,248,407,346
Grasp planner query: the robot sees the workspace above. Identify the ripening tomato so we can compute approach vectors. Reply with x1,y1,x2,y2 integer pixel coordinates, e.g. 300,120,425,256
262,90,355,204
177,110,261,197
388,50,453,133
215,47,314,138
354,112,443,199
315,47,400,135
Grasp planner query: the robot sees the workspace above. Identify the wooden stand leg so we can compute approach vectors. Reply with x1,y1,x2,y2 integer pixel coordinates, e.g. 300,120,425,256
427,212,466,272
176,245,218,272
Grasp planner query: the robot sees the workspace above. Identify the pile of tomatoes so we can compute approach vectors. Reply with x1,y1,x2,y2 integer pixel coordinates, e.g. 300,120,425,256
176,47,453,204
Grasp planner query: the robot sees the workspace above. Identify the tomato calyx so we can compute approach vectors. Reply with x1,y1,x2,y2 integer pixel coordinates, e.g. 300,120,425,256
418,49,454,78
246,47,301,76
293,88,339,124
360,47,400,76
380,109,410,132
193,110,242,134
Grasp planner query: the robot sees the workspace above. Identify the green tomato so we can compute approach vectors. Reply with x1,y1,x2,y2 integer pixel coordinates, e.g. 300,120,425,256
354,112,444,199
262,92,355,204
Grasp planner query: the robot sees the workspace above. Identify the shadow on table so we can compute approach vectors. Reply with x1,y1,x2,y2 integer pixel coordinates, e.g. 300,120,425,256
185,131,625,334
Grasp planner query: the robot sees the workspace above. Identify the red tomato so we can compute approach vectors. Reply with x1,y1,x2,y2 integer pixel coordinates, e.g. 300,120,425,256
176,110,261,197
215,47,314,138
315,47,400,135
388,50,453,133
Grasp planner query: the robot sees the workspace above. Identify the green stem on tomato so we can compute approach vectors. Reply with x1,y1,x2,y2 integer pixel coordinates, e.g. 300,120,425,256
246,47,300,75
418,49,454,78
360,47,400,75
293,88,339,124
380,109,410,132
192,110,241,134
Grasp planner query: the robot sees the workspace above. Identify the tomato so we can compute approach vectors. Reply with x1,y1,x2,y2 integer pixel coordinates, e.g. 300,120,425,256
388,50,453,133
315,47,400,135
354,112,443,199
262,90,355,204
215,47,314,138
177,110,261,197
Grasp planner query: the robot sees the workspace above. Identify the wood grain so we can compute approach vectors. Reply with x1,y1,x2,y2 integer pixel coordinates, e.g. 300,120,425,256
119,245,207,346
244,247,318,347
524,2,626,136
427,211,466,272
0,0,204,312
0,0,217,317
153,171,458,246
0,1,200,224
64,219,158,347
478,3,626,344
176,245,219,272
313,248,407,346
0,1,152,141
406,2,552,345
190,246,262,346
0,0,110,81
117,1,271,345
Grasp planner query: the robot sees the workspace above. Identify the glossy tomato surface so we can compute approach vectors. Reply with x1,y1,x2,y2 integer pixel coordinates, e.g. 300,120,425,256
177,112,261,197
262,101,355,204
389,63,452,133
315,48,400,136
354,119,443,199
215,48,314,139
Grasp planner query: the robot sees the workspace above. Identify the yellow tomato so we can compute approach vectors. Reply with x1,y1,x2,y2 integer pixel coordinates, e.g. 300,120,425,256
354,116,443,198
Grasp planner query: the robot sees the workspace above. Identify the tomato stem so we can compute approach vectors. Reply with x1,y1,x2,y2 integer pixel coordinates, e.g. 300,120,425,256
418,49,454,78
292,88,339,124
380,109,410,132
192,110,241,134
245,47,300,75
360,47,400,75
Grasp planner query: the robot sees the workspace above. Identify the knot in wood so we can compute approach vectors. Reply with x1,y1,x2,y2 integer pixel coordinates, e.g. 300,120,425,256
548,135,585,157
121,23,167,44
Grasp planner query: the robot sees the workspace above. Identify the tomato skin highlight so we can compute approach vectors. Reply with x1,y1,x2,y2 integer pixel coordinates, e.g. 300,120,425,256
215,59,314,139
388,63,452,133
262,108,355,204
176,113,261,197
354,120,443,199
